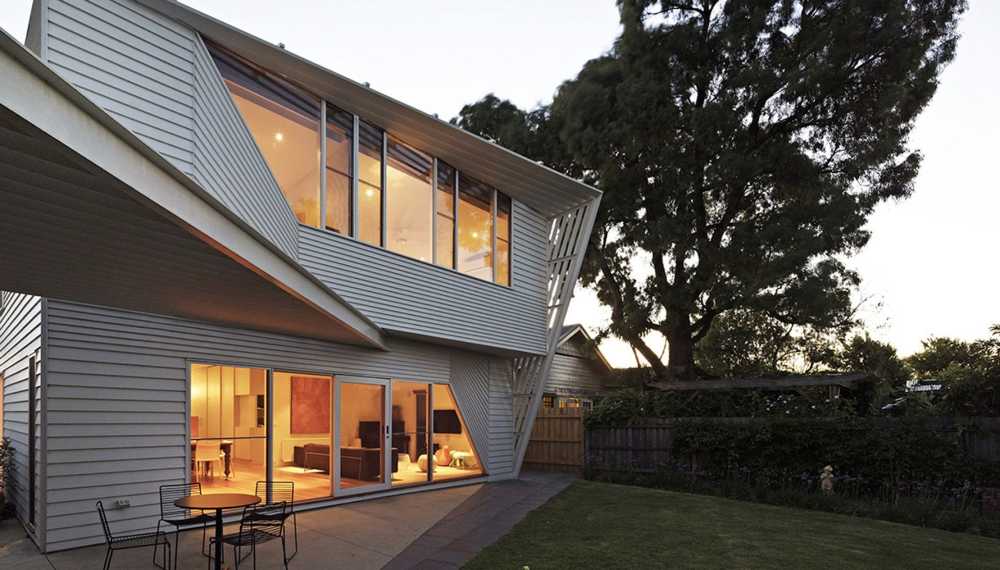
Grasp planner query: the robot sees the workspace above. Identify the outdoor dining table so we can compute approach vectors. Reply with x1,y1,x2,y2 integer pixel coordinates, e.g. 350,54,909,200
174,492,260,570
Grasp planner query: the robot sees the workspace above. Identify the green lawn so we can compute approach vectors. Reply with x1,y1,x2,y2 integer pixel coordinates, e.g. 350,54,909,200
465,480,1000,569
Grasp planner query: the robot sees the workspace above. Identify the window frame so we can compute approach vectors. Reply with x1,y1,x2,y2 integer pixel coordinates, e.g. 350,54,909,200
210,44,515,287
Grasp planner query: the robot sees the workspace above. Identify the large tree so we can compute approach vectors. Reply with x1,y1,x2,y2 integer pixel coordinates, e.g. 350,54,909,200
455,0,965,381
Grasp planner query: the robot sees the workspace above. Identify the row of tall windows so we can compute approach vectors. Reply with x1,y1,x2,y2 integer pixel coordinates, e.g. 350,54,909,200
211,46,512,285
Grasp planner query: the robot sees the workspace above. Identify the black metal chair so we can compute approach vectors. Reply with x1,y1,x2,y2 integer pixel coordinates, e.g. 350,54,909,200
96,500,171,570
209,501,289,570
156,483,213,569
254,480,298,559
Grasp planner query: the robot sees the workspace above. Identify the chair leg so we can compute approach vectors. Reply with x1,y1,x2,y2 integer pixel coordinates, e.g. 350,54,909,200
201,521,209,557
103,547,113,570
282,533,289,570
291,512,299,559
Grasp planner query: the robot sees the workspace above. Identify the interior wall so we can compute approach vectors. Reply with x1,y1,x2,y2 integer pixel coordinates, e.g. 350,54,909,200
273,372,331,464
338,384,382,447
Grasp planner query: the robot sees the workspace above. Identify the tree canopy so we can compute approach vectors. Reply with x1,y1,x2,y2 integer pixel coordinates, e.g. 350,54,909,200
454,0,966,381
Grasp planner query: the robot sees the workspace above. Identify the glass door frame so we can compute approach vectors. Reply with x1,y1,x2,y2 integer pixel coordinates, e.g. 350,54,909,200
333,375,392,497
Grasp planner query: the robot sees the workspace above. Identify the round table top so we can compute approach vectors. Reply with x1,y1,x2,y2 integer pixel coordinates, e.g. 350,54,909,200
174,493,260,510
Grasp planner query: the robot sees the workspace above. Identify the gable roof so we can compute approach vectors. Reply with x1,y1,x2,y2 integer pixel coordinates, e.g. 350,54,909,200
558,324,613,372
0,28,385,348
136,0,601,219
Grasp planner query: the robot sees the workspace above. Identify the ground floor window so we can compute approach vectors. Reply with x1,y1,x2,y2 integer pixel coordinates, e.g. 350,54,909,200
189,363,484,500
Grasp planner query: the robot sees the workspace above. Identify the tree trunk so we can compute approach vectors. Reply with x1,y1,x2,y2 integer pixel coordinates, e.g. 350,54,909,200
665,315,697,381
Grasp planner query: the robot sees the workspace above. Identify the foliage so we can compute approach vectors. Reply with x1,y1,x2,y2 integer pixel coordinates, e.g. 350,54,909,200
0,437,12,518
585,387,855,428
906,326,1000,415
455,0,966,380
585,417,1000,538
664,417,991,496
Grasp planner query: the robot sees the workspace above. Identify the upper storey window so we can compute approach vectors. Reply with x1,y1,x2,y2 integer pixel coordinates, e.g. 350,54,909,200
213,49,321,227
210,46,512,286
325,107,353,235
358,120,383,247
387,136,433,262
458,173,494,281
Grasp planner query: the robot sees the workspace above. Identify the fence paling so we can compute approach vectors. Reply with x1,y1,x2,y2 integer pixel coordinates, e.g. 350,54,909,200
524,408,584,472
584,417,1000,475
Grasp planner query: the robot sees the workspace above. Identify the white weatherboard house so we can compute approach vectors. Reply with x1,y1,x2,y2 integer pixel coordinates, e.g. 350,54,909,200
0,0,600,553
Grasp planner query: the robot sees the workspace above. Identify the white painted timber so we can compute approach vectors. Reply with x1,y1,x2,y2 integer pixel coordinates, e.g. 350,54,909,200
0,292,42,545
41,299,497,551
298,200,549,355
38,0,300,259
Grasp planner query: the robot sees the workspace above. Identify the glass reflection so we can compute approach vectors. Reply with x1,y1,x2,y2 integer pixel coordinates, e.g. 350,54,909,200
458,173,494,280
386,137,433,262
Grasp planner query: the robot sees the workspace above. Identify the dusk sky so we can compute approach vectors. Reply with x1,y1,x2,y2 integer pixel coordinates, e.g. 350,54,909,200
4,1,997,367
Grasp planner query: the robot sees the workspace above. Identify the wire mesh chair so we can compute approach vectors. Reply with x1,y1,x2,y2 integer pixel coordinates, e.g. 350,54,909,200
210,501,289,570
97,500,171,570
254,480,298,559
157,483,213,570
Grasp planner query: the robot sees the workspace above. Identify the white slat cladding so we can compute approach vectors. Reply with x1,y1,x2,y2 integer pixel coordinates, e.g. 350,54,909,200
0,292,42,538
40,0,299,259
510,199,601,474
190,33,299,258
448,354,490,466
40,299,488,551
298,200,549,354
548,353,609,395
487,357,515,478
45,0,195,174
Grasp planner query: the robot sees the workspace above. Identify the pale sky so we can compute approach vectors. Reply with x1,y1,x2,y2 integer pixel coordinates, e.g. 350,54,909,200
3,1,997,367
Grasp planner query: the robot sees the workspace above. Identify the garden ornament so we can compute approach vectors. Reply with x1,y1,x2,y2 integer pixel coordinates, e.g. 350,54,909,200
820,465,835,495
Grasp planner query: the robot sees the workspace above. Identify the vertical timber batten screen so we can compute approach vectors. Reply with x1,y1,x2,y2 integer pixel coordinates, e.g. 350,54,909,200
511,197,600,475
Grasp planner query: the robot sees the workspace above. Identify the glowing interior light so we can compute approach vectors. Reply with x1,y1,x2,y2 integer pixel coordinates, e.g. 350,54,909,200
471,232,479,239
365,187,375,198
274,132,284,142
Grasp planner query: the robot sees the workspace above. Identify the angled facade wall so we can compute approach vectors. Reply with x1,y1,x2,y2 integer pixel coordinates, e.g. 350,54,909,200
298,199,549,354
39,0,300,258
39,299,510,552
0,292,43,544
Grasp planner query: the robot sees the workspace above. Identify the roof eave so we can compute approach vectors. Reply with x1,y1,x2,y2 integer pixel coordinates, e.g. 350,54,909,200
137,0,601,219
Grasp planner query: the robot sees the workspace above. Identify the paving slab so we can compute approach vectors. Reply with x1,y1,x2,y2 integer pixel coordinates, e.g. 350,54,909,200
1,483,479,570
386,471,575,569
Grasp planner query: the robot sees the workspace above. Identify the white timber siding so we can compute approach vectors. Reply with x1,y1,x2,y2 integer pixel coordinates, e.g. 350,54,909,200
189,32,299,257
298,200,550,354
44,0,195,175
0,292,43,542
487,358,515,476
39,0,299,259
41,299,504,552
548,353,611,396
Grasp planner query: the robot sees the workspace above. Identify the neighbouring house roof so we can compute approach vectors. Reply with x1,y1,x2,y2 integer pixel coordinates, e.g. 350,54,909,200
136,0,602,219
0,29,385,348
557,324,613,373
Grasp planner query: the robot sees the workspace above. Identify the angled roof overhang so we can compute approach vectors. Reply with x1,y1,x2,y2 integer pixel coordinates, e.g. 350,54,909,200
137,0,601,220
0,31,385,348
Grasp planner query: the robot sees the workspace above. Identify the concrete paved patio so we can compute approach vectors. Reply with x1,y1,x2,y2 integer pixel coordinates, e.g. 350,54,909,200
0,483,480,569
0,472,575,569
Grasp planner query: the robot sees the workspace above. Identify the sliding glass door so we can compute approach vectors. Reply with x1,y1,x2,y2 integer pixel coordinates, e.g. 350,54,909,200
189,364,268,494
272,372,334,501
334,377,391,496
189,363,484,501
